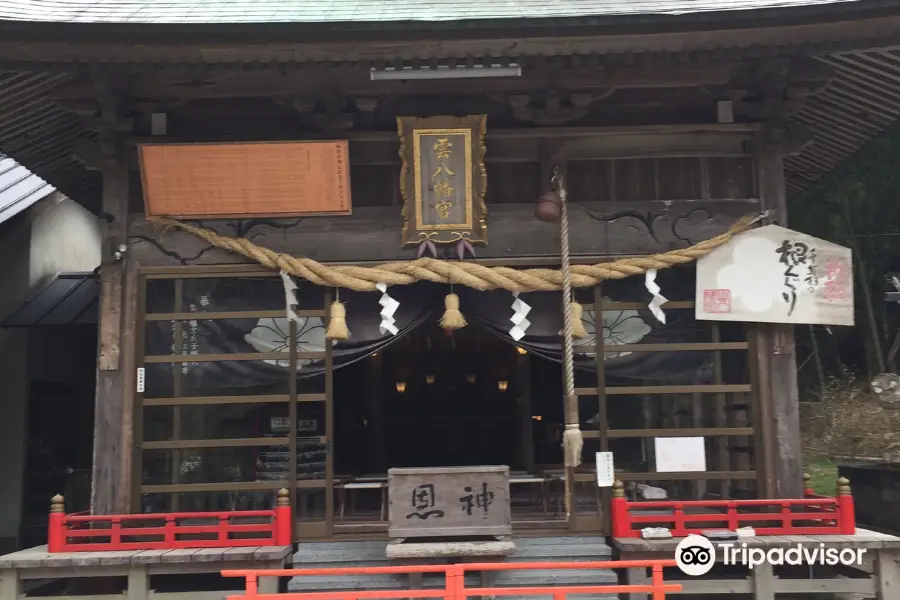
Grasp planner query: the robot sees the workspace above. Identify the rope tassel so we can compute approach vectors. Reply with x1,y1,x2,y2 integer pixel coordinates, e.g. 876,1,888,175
325,301,350,341
570,301,587,339
563,425,584,468
439,293,467,330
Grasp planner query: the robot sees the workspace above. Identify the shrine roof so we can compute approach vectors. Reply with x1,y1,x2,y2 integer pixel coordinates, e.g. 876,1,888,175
0,0,883,25
0,154,54,226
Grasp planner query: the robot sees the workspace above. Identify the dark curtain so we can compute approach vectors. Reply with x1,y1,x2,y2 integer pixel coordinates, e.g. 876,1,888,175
144,268,711,391
460,267,712,383
145,278,442,394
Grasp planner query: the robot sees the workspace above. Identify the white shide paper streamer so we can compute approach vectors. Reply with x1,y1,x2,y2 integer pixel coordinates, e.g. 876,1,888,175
509,292,532,341
279,270,300,323
377,282,400,336
645,268,668,324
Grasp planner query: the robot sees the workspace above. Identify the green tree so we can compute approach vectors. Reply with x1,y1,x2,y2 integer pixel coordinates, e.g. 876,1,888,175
790,126,900,380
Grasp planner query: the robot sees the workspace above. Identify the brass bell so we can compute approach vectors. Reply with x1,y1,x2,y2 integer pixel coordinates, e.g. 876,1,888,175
534,190,561,222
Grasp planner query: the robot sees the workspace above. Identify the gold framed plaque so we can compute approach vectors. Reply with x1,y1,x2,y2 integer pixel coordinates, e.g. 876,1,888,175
397,115,487,246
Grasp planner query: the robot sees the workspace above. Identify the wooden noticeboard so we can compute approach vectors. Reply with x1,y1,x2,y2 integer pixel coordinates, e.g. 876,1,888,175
696,224,854,326
397,115,487,246
388,466,510,539
138,141,351,219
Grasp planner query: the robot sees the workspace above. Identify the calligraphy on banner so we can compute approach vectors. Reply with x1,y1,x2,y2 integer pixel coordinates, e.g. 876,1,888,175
695,224,854,326
397,115,488,246
387,466,510,538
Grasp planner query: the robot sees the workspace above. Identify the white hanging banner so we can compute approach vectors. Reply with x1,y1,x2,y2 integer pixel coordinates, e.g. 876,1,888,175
645,269,668,324
595,452,615,488
509,293,532,341
377,282,400,336
279,270,300,323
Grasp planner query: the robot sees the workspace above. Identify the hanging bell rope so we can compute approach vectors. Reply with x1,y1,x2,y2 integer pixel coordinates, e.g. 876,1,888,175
150,214,759,293
554,166,582,519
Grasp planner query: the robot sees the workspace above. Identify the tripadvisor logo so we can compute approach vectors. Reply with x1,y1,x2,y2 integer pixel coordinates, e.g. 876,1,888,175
675,534,867,576
675,535,715,576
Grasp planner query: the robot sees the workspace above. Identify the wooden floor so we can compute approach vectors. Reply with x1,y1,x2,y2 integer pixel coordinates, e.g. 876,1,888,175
0,546,292,600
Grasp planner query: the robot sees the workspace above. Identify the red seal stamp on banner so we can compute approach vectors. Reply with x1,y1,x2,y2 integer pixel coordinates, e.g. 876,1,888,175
703,289,731,314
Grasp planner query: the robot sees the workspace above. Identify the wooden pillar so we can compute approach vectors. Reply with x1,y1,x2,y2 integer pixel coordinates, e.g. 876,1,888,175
365,353,386,473
90,157,135,515
754,132,802,499
516,352,534,473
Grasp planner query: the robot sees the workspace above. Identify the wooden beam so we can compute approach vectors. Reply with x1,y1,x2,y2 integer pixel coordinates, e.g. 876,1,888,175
48,62,743,103
342,133,751,164
128,123,761,144
128,198,761,266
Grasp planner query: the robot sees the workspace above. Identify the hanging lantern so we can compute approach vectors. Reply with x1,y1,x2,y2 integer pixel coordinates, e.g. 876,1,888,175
425,374,435,384
396,381,407,393
497,380,509,392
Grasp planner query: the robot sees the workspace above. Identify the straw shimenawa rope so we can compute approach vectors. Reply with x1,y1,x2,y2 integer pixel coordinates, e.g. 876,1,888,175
150,214,758,293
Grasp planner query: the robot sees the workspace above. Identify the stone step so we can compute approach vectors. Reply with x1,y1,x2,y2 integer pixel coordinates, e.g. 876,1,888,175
290,536,617,598
493,568,618,586
293,540,391,564
508,536,613,560
293,539,613,565
288,574,404,592
288,571,483,592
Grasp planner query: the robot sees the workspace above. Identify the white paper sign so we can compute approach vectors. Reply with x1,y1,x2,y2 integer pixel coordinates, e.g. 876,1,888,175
695,224,853,326
595,452,614,487
654,437,707,473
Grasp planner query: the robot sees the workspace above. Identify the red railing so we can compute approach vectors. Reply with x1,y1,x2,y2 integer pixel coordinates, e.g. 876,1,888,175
47,489,292,552
610,477,855,538
223,560,681,600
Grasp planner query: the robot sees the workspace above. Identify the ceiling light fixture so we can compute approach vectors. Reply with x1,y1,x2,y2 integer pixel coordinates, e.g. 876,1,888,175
370,64,522,81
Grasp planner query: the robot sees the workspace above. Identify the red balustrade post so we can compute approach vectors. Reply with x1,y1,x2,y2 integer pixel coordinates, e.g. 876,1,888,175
673,504,686,536
274,488,293,545
726,502,738,531
164,515,176,547
245,573,259,600
837,477,856,535
803,473,815,497
781,502,792,532
446,563,464,600
650,563,665,600
610,481,632,537
218,514,230,543
112,517,123,550
47,494,65,553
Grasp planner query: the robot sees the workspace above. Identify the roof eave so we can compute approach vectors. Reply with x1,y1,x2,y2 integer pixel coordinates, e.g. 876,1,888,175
2,0,900,40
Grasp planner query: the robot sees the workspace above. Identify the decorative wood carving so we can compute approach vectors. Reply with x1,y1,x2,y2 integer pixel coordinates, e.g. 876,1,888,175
724,57,834,122
67,77,133,171
501,90,613,126
128,199,761,266
397,115,488,246
275,95,379,133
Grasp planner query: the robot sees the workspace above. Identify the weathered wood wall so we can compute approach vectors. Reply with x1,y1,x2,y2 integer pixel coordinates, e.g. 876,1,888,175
129,154,759,266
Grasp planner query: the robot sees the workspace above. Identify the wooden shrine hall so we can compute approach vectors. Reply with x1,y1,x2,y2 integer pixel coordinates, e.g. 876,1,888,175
2,1,900,599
